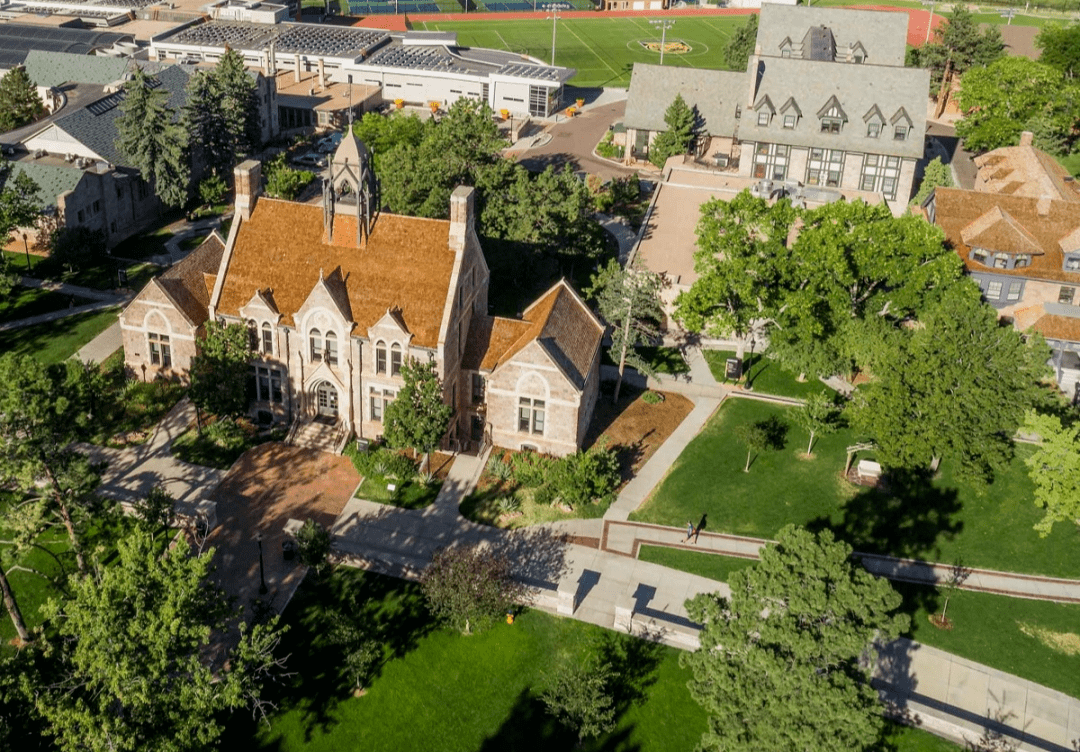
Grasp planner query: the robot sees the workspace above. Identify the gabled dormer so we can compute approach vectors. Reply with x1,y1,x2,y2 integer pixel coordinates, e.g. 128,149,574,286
240,289,282,357
863,104,885,139
368,308,414,378
779,36,794,58
754,95,776,127
817,95,847,134
890,107,913,142
961,207,1044,270
847,41,867,64
779,97,801,130
296,268,354,366
1059,227,1080,272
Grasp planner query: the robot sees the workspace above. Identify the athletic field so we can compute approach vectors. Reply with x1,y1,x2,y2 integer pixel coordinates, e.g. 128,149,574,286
415,16,746,87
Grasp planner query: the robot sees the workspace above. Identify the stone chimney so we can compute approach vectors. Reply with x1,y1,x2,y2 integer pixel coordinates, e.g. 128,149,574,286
294,53,301,84
234,159,262,222
1019,131,1034,147
268,40,277,76
448,185,475,254
748,44,763,108
318,58,325,90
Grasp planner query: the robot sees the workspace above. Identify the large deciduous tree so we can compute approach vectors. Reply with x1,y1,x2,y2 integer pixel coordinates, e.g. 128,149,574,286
115,67,190,208
956,56,1080,154
0,66,44,133
34,529,286,752
682,525,907,752
0,166,43,246
586,259,666,402
420,543,526,634
1022,410,1080,537
1036,22,1080,80
850,283,1049,483
382,357,453,472
649,93,700,168
674,191,797,359
540,658,617,744
0,354,101,576
188,320,253,426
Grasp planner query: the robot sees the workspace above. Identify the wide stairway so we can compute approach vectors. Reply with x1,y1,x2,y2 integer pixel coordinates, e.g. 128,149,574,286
286,417,349,454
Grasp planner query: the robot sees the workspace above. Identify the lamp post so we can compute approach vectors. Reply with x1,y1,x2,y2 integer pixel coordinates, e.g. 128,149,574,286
649,19,675,66
256,532,268,595
920,0,935,45
21,232,31,273
1000,7,1016,24
543,3,569,67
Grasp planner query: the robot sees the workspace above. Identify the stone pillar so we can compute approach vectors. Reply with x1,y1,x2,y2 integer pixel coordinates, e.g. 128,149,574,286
557,578,577,615
614,595,635,632
448,185,475,254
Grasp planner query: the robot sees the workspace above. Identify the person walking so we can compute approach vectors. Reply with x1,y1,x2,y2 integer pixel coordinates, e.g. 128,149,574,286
685,521,694,542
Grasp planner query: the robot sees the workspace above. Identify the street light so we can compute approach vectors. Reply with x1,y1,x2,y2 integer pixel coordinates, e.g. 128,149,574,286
649,19,675,66
256,532,268,595
920,0,935,45
543,3,570,67
1000,7,1017,24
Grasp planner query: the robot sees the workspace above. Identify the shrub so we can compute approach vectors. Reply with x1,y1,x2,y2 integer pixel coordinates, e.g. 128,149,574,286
350,445,415,480
551,445,621,510
486,454,513,482
295,518,332,574
595,130,625,160
510,451,556,488
198,175,228,206
264,152,313,200
204,418,246,450
420,544,527,634
642,390,665,405
533,484,556,507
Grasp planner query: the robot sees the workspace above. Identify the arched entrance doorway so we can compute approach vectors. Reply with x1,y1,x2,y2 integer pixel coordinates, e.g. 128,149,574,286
315,381,339,419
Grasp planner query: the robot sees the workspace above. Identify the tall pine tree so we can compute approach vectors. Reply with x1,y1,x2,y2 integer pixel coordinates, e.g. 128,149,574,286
649,94,699,167
0,66,44,133
115,67,190,208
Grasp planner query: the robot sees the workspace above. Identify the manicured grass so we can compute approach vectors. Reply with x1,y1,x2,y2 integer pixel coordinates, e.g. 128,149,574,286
87,356,187,447
179,233,210,252
416,16,746,88
0,308,119,364
633,546,1080,699
5,250,159,292
171,425,287,469
886,723,964,751
704,349,835,399
355,475,442,509
109,226,174,261
2,249,38,274
0,285,92,324
632,398,1080,578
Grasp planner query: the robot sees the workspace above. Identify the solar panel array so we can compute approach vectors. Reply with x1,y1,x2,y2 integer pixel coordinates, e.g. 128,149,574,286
18,5,126,16
165,22,270,48
497,62,560,81
365,43,455,71
274,24,387,56
345,1,441,13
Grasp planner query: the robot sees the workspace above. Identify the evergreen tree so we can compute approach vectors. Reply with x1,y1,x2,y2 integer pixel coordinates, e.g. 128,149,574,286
912,156,953,205
910,5,1005,93
214,48,260,163
183,70,232,178
0,166,42,250
382,357,453,472
586,259,666,402
649,94,698,168
0,66,44,133
682,525,907,752
724,13,759,71
115,67,190,207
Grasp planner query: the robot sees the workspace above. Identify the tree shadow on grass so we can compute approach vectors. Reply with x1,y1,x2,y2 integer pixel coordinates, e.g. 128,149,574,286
596,630,665,717
478,688,642,752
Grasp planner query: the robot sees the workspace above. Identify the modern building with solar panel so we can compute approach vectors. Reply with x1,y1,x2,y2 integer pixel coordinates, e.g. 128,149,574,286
149,20,575,118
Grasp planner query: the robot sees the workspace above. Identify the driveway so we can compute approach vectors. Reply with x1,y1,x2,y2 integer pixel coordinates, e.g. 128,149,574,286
205,443,360,614
517,100,643,181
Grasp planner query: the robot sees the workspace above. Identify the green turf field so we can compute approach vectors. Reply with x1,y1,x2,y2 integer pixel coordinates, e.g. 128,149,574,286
416,16,746,87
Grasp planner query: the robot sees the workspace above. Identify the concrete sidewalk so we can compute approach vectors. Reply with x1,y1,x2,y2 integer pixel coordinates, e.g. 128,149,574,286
76,321,122,363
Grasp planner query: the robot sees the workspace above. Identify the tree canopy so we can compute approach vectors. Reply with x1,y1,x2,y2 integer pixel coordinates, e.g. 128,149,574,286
382,357,453,471
912,156,953,206
188,320,253,422
649,94,700,168
682,525,907,752
184,49,261,178
725,13,759,71
956,56,1080,154
115,67,190,207
909,5,1004,93
419,543,526,634
34,529,285,752
1036,22,1080,80
850,283,1050,483
1022,410,1080,537
0,165,43,246
0,66,44,133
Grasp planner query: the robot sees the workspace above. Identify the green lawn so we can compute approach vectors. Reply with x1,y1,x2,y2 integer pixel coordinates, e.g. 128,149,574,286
631,398,1080,578
415,16,746,88
704,349,835,399
637,547,1080,699
355,475,442,509
0,285,92,325
4,249,159,292
222,567,957,751
0,308,119,364
87,355,187,447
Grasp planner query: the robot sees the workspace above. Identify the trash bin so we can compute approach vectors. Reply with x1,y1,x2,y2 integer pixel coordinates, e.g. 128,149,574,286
282,540,296,561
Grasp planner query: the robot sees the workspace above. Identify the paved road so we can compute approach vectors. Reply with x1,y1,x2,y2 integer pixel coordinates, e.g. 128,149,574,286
517,99,646,181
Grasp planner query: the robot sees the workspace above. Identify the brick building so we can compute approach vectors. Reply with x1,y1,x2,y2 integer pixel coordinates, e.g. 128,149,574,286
120,133,602,455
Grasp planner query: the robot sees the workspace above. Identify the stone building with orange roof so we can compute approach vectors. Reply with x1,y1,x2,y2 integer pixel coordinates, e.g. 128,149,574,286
120,133,602,455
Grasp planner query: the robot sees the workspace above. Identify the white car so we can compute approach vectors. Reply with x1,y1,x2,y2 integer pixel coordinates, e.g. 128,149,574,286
291,152,326,168
316,132,344,154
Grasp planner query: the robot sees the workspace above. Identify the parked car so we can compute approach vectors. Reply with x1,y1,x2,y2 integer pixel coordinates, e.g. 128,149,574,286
291,152,327,168
316,132,344,154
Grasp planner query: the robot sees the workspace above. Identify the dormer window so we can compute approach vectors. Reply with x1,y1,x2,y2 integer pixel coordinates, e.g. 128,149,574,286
779,97,801,130
821,117,842,134
758,111,770,127
783,115,796,129
993,253,1009,269
867,122,881,138
1065,253,1080,271
890,107,913,142
971,248,989,265
853,54,864,63
894,125,908,141
817,98,847,135
1014,254,1031,269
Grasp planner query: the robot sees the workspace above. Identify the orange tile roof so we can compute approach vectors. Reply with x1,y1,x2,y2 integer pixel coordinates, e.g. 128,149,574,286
462,315,532,372
933,187,1080,285
973,144,1080,203
216,199,455,347
1027,312,1080,343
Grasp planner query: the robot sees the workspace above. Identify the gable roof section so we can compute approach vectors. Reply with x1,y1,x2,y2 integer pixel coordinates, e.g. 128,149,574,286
973,144,1080,203
756,4,908,66
960,207,1044,257
215,199,456,348
779,97,801,117
22,50,130,89
0,161,84,210
932,187,1080,285
624,63,744,135
0,24,135,69
45,64,192,168
154,233,226,327
740,56,928,158
462,315,532,372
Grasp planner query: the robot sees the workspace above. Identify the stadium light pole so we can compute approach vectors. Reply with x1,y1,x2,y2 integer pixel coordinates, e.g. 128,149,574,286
648,18,675,66
544,3,569,67
920,0,935,45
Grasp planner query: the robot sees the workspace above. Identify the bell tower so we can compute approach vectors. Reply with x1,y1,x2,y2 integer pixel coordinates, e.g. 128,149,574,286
322,130,378,246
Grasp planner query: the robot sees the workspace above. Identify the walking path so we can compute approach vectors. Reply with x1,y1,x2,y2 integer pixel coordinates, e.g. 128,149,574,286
75,321,122,363
0,276,130,333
